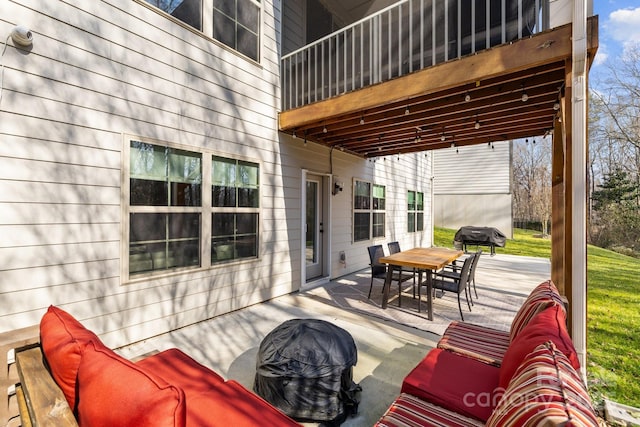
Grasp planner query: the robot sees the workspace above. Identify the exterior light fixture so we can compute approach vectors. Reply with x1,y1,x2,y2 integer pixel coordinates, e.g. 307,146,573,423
520,83,528,102
292,130,297,139
441,134,446,142
405,107,410,115
553,102,560,111
323,126,327,133
474,120,481,130
464,92,471,102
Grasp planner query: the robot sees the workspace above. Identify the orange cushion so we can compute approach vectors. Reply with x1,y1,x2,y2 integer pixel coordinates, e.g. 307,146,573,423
39,305,101,410
499,304,580,389
401,348,500,421
76,341,186,427
135,348,225,394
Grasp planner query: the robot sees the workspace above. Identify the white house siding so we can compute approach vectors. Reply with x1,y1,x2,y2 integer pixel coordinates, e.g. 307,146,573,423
433,141,513,238
0,0,432,347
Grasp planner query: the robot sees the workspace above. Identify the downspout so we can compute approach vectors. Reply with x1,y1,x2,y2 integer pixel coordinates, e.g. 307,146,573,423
430,151,435,247
571,0,589,369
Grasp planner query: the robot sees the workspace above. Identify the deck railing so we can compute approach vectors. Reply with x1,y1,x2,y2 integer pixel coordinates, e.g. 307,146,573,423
281,0,550,110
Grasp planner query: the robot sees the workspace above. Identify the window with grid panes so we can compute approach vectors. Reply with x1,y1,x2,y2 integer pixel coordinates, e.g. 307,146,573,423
353,180,385,241
407,190,424,232
141,0,261,61
128,141,202,275
126,139,260,278
211,156,259,262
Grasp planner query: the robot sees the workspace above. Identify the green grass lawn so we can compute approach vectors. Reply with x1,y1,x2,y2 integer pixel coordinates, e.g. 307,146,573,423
435,227,640,407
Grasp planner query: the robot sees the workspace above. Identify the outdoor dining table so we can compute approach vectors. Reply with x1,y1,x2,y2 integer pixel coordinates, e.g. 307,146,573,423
379,247,464,320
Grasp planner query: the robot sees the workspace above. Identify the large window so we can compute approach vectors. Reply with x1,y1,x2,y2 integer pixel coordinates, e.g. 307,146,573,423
353,180,385,242
129,141,202,275
126,139,260,278
142,0,261,61
408,190,424,233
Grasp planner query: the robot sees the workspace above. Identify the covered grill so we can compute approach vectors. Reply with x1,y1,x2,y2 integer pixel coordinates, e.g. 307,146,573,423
253,319,361,425
454,226,507,255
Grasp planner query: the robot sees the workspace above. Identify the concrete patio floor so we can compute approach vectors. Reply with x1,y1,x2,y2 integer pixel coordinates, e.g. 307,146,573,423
118,253,550,426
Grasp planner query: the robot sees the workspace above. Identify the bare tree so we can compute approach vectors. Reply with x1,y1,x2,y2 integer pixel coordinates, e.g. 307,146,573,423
588,43,640,254
512,137,552,234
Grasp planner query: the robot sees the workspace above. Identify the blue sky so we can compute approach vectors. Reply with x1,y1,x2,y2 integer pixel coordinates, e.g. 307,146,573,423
590,1,640,84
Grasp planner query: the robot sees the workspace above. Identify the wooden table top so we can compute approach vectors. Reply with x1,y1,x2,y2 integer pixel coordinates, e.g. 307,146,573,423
379,247,463,270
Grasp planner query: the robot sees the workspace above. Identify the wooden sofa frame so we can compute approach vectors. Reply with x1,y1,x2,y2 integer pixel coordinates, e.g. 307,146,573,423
1,325,77,427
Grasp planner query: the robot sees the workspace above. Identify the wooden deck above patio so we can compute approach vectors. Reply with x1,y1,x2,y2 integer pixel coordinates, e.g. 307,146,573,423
279,17,598,158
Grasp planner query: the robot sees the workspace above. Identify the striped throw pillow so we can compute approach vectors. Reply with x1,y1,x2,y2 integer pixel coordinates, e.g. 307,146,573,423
487,342,599,427
509,280,566,342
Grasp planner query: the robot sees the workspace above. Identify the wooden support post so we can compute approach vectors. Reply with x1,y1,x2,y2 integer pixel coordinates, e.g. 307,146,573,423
551,98,565,295
563,59,574,335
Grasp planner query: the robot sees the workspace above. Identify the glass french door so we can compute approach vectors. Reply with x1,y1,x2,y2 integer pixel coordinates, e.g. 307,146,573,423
305,175,324,280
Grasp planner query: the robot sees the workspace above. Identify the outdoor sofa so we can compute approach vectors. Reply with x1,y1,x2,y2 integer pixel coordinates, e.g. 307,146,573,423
376,280,600,426
0,305,301,427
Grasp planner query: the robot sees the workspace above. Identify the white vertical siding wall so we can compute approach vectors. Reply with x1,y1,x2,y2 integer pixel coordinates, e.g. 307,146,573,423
433,141,513,237
0,0,433,347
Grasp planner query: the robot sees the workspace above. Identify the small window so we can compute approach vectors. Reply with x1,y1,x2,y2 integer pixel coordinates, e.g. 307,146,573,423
213,0,261,61
408,190,424,233
211,156,260,263
353,180,385,241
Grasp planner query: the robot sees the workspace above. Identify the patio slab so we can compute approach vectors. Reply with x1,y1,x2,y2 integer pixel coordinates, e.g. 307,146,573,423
117,254,550,426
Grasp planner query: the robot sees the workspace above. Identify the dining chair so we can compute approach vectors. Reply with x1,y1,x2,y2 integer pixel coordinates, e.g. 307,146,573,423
367,245,413,307
436,249,482,301
431,255,473,320
387,241,417,297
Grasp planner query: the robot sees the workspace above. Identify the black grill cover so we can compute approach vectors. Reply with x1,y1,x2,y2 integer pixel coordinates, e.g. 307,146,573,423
454,226,507,247
253,319,360,425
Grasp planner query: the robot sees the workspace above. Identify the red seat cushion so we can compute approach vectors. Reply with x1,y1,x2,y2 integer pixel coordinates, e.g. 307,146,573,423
185,380,301,426
135,348,225,394
401,348,500,421
77,341,186,427
138,349,299,426
499,304,580,389
39,305,101,410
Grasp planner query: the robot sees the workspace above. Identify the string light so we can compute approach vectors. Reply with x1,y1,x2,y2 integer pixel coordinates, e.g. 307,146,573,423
464,92,471,102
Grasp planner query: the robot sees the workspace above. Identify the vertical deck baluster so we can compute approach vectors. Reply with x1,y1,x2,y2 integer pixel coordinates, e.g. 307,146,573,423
344,30,348,93
387,10,392,80
501,0,506,44
486,0,490,48
518,0,523,39
431,0,436,66
420,0,424,69
457,0,461,58
352,26,356,91
471,0,476,53
360,23,364,88
408,0,413,73
321,42,325,101
444,0,449,61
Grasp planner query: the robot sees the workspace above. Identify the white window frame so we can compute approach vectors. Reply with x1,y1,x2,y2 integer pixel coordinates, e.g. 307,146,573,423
353,179,386,242
121,134,261,284
407,190,425,233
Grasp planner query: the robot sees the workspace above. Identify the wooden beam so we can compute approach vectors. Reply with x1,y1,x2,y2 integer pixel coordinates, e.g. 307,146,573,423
280,23,575,130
